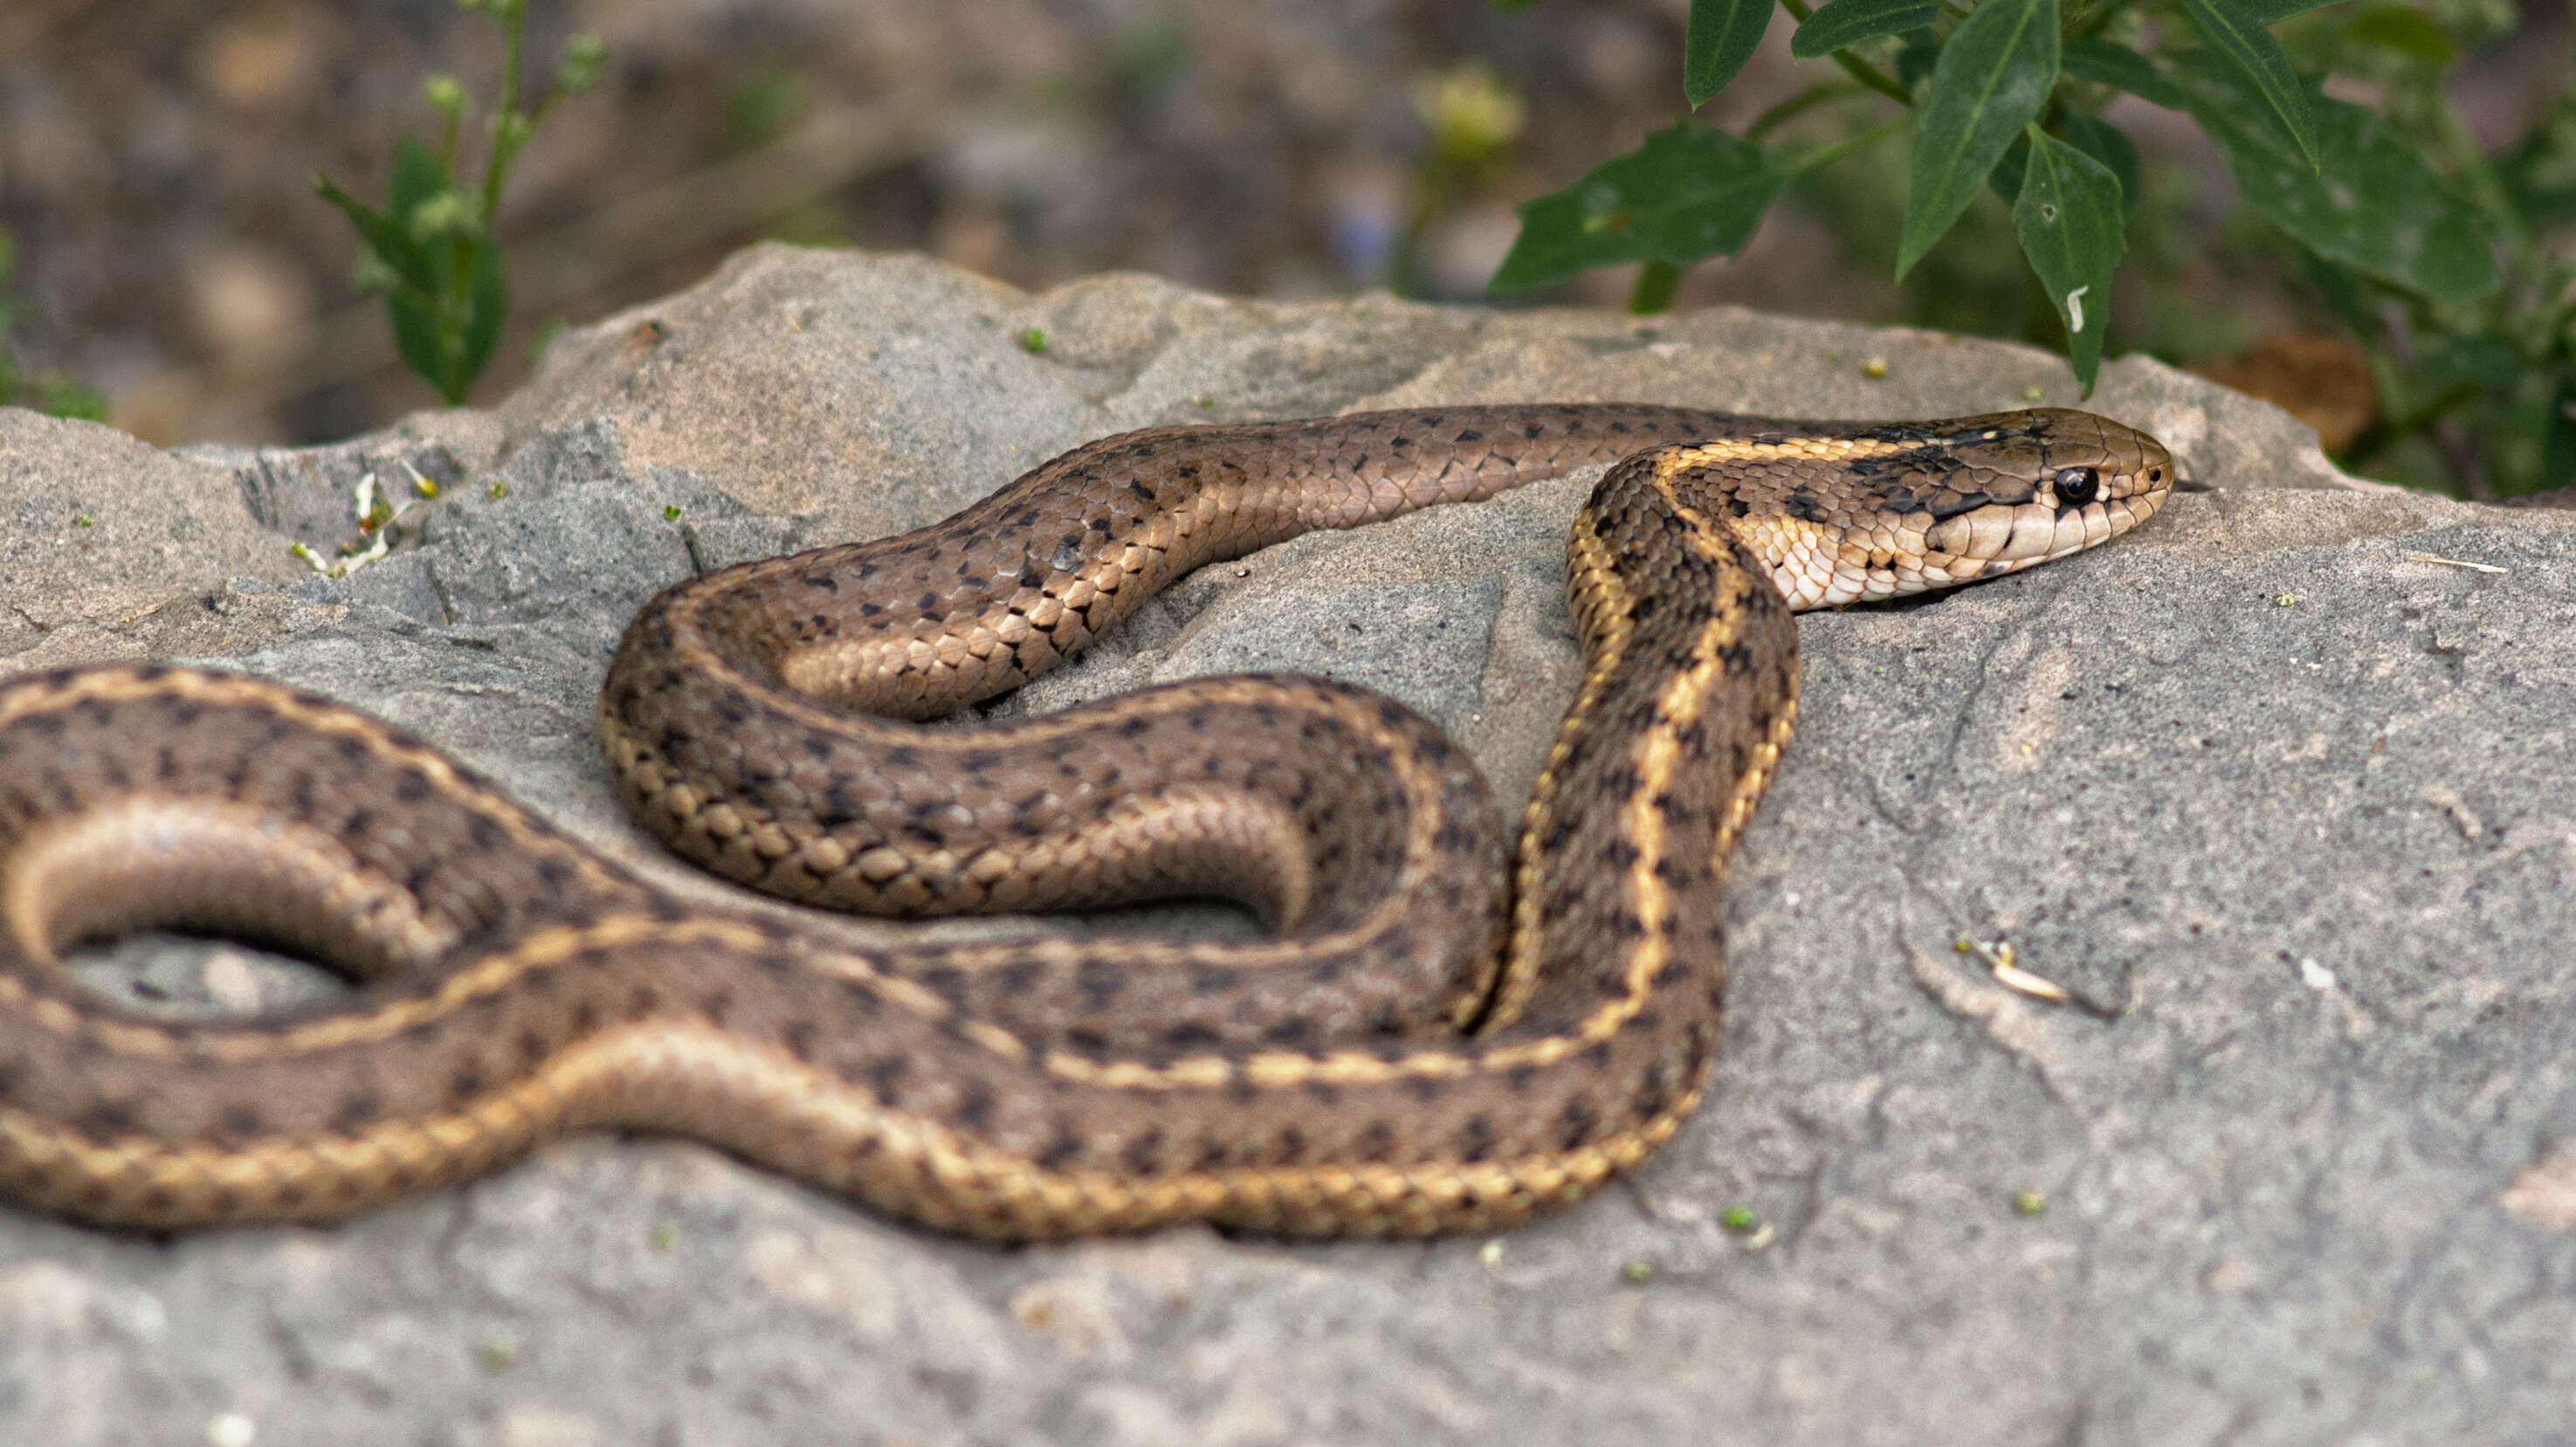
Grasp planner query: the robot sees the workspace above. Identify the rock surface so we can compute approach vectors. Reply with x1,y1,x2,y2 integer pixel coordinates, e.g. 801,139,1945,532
3,245,2573,1446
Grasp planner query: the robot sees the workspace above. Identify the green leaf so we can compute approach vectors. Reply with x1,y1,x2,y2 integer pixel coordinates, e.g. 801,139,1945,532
2174,53,2500,307
459,238,508,398
1894,34,1940,90
1793,0,1937,59
1897,0,2057,279
2013,130,2129,392
1686,0,1777,107
2346,5,2456,60
388,289,451,402
314,176,437,293
2242,0,2352,20
2541,371,2576,492
2060,113,2142,219
1491,121,1787,292
2061,39,2190,111
2179,0,2318,168
389,136,452,231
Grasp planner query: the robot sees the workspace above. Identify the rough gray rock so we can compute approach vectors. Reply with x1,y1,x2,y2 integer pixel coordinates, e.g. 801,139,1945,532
3,245,2573,1447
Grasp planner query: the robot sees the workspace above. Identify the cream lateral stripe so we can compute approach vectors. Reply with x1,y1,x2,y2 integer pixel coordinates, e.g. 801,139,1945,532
1664,435,1917,467
0,1022,1714,1234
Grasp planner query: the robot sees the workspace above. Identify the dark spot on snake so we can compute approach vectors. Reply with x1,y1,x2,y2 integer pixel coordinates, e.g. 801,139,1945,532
1075,958,1124,1011
1457,1115,1496,1163
1525,424,1545,439
861,1054,906,1101
1401,1076,1441,1105
1557,1099,1599,1149
1117,717,1150,739
221,1106,264,1137
1064,1026,1109,1059
448,1068,485,1103
1120,1129,1167,1175
21,713,62,737
467,816,503,853
776,1021,817,1063
332,1093,382,1130
1128,480,1157,503
1263,1016,1318,1047
1355,1120,1396,1162
516,1027,552,1064
917,967,968,1009
917,592,940,612
1036,1123,1085,1170
1454,428,1483,443
1273,1125,1309,1164
571,1003,602,1034
394,769,431,803
1160,1022,1218,1051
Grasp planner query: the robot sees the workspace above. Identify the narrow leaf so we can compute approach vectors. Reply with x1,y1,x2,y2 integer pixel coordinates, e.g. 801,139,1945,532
1493,121,1788,292
1898,0,2058,279
2060,113,2143,218
2180,0,2318,168
389,136,451,226
1793,0,1938,59
2347,6,2456,60
314,176,437,293
2243,0,2352,20
2013,131,2128,393
2174,52,2499,306
2061,39,2190,111
460,238,509,397
388,291,455,403
1686,0,1776,106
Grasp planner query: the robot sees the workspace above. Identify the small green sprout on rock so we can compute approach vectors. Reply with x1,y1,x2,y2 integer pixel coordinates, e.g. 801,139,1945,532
2014,1190,2049,1218
316,2,604,404
1019,327,1049,355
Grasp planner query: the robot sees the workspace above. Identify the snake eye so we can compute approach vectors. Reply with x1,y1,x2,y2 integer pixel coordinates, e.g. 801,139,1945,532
2053,465,2100,507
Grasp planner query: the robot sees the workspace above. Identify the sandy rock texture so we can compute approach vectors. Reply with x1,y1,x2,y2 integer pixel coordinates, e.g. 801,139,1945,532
3,245,2573,1446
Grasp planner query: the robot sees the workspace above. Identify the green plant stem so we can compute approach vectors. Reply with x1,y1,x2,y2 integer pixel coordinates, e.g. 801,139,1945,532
1787,113,1912,173
1747,80,1866,142
1775,0,1915,104
1629,260,1682,314
484,3,527,221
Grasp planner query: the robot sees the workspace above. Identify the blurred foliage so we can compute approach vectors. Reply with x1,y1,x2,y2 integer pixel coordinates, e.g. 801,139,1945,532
316,0,604,405
1391,62,1533,293
1488,0,2574,499
0,231,107,422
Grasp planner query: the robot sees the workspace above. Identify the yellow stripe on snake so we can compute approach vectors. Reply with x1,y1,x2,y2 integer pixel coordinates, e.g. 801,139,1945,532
0,403,2171,1236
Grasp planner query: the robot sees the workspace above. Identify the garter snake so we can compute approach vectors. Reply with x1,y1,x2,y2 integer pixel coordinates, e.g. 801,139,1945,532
0,403,2171,1236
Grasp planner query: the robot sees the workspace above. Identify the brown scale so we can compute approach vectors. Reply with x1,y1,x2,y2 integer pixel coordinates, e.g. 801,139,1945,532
0,405,2170,1235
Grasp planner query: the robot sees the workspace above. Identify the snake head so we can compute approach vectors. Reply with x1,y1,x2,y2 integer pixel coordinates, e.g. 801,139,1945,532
1885,407,2173,602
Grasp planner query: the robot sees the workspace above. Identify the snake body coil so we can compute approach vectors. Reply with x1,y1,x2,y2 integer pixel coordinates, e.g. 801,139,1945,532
0,403,2170,1236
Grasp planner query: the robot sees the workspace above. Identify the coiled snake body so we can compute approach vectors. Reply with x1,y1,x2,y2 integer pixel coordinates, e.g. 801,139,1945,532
0,403,2170,1236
